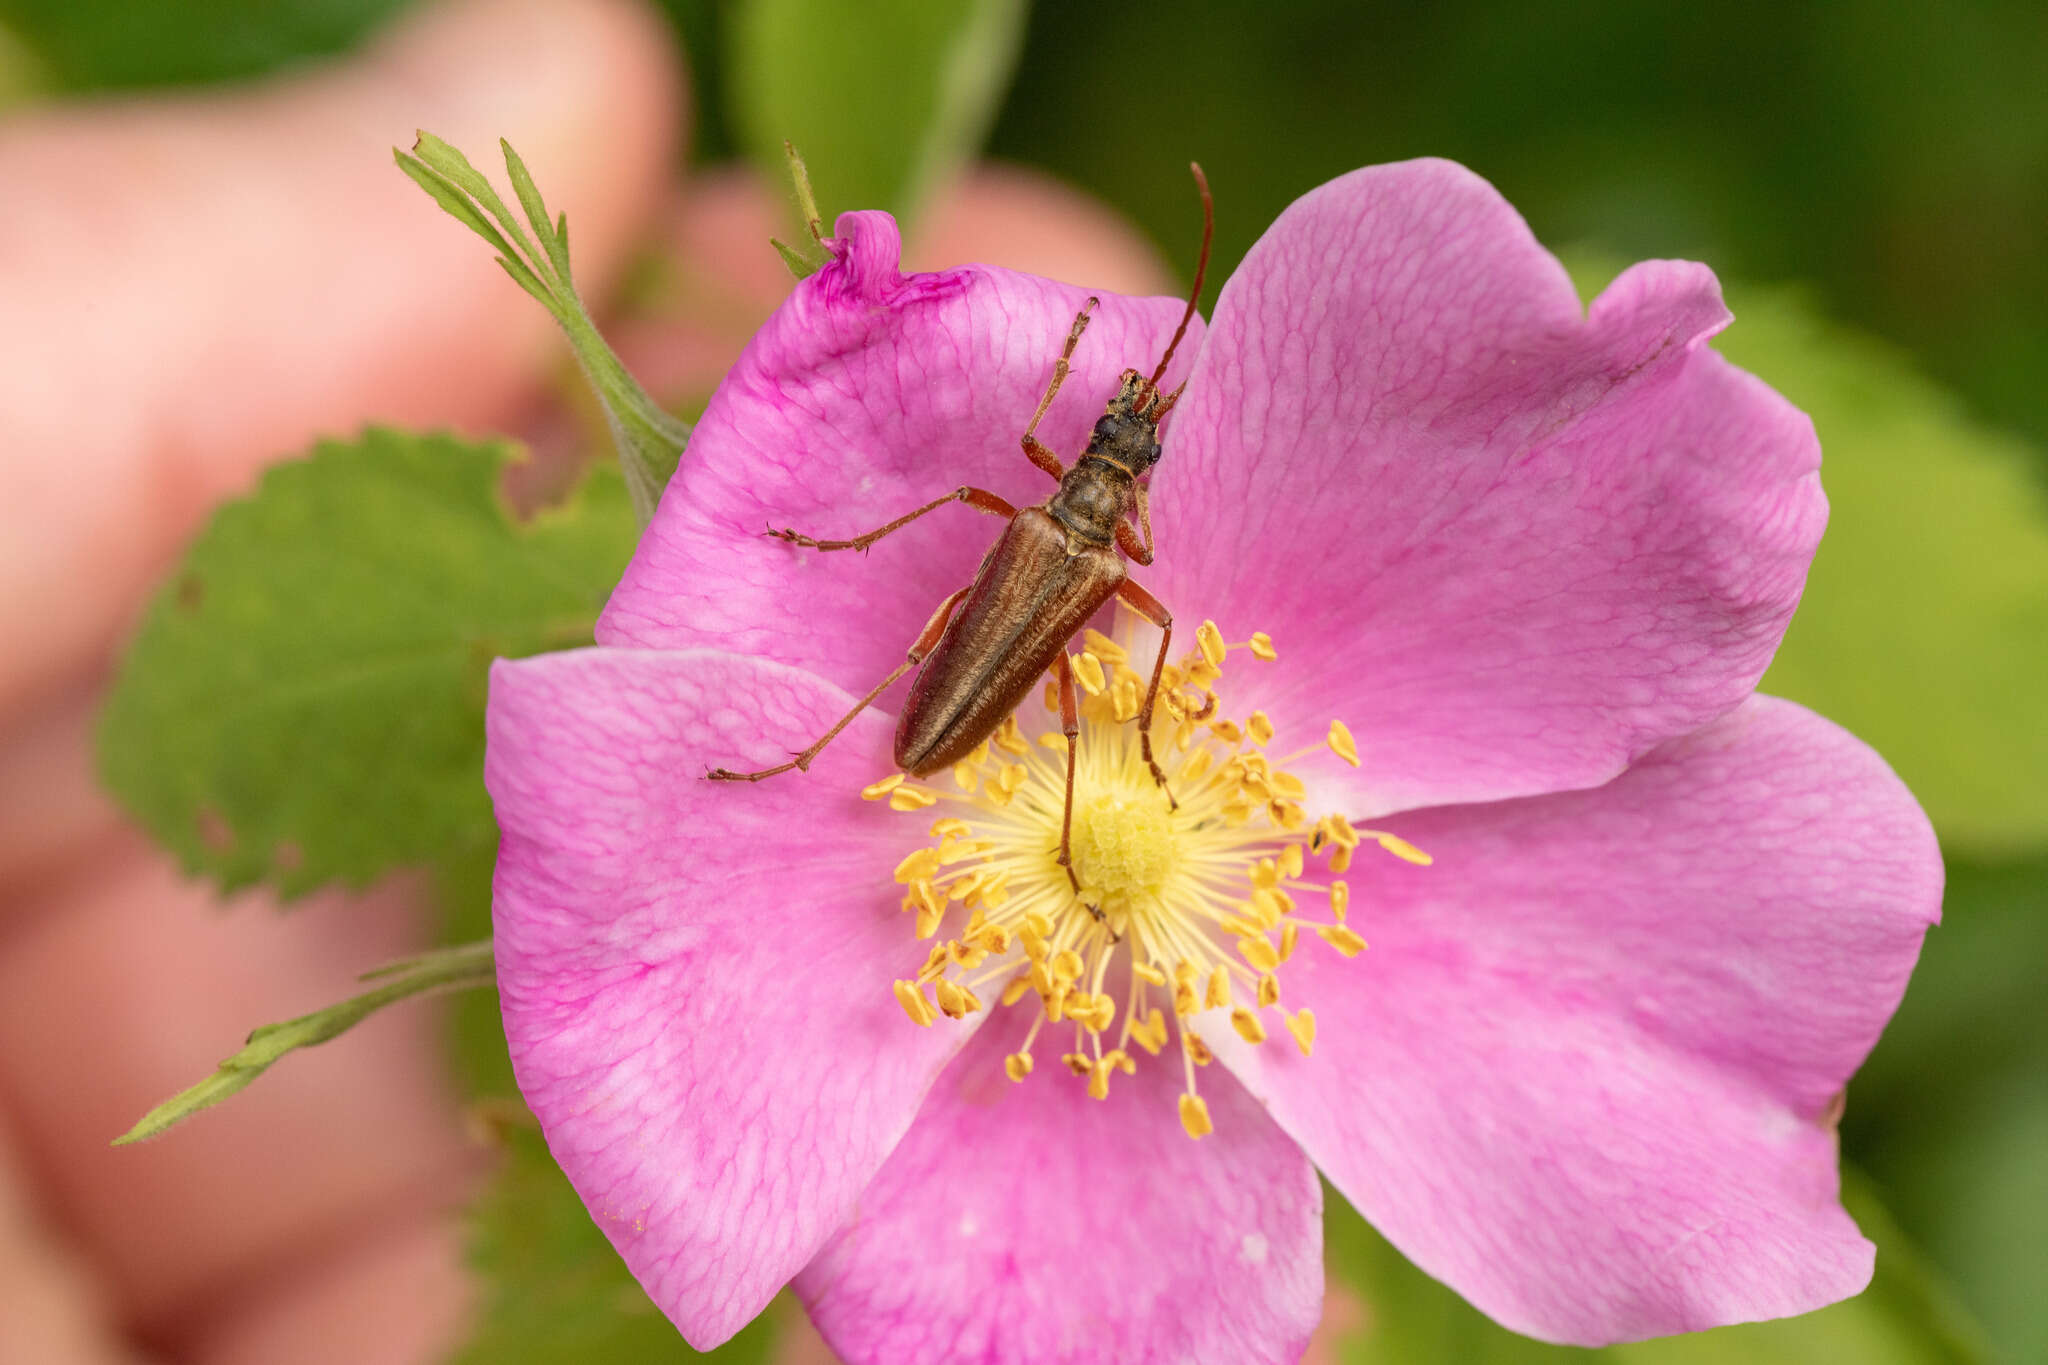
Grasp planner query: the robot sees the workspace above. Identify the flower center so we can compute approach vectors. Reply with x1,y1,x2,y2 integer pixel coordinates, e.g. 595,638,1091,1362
863,614,1430,1139
1072,789,1176,907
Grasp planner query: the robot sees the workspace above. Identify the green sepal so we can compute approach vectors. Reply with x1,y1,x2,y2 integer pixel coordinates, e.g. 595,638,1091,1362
113,941,495,1145
396,132,689,524
770,236,820,280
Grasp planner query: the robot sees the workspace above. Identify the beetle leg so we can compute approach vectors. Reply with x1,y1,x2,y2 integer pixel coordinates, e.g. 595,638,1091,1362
1113,482,1157,567
1052,653,1114,934
767,486,1014,552
1114,577,1176,807
706,587,969,782
1020,297,1099,483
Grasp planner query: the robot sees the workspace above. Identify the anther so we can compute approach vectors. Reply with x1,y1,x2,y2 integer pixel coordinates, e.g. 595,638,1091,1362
1374,831,1434,865
1179,1092,1213,1140
1328,720,1360,767
1084,628,1128,663
1196,620,1226,668
1285,1009,1317,1056
1005,1052,1034,1081
1318,924,1369,957
1238,936,1280,972
1204,965,1232,1010
861,773,906,801
1229,1006,1267,1044
1249,632,1277,661
893,980,937,1027
1072,652,1107,695
894,848,942,884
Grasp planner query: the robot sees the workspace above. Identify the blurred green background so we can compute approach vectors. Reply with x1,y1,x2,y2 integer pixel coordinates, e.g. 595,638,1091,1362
9,0,2043,1361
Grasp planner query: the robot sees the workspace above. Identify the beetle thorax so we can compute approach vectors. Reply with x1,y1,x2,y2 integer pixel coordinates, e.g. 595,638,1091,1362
1047,459,1134,544
1047,369,1164,544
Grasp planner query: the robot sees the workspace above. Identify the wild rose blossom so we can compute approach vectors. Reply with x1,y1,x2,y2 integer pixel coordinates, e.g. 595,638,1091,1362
484,159,1940,1362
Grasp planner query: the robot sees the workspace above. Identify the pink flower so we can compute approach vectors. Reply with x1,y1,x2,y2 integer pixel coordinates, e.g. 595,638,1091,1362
484,160,1940,1363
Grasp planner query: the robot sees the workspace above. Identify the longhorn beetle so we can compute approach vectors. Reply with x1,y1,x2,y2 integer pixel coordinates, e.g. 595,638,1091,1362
710,165,1215,902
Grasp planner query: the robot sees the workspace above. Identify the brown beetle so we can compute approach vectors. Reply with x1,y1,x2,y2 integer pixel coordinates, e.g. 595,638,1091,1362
710,166,1214,894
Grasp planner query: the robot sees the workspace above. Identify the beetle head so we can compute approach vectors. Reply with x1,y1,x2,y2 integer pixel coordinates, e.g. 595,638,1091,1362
1085,369,1167,475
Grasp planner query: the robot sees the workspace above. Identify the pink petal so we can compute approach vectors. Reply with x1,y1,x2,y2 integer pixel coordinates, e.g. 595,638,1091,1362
1204,695,1940,1345
1151,159,1824,815
795,1011,1323,1365
486,647,977,1348
599,211,1203,702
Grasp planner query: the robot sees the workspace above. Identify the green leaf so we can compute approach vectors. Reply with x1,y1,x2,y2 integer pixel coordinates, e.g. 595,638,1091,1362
1845,851,2048,1363
728,0,1028,230
435,837,520,1100
1564,256,2048,851
1322,1174,1990,1364
97,429,636,899
399,134,691,524
0,0,407,90
454,1122,781,1363
114,941,494,1144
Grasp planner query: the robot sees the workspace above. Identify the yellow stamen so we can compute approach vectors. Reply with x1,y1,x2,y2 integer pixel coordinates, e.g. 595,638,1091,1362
1318,924,1369,957
893,980,936,1027
1328,719,1360,767
859,608,1426,1139
1204,965,1232,1010
1179,1092,1213,1140
1072,652,1107,695
1084,628,1128,663
1230,1007,1267,1044
889,785,938,812
894,848,941,884
1375,832,1434,865
1238,936,1280,973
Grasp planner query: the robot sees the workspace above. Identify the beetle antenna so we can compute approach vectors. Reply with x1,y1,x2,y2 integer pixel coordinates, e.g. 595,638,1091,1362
1146,162,1213,396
